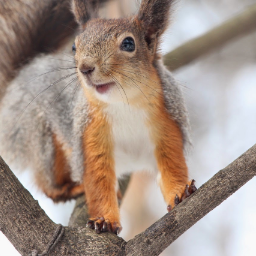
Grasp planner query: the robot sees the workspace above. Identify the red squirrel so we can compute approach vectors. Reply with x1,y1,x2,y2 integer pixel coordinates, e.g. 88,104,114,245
0,0,196,235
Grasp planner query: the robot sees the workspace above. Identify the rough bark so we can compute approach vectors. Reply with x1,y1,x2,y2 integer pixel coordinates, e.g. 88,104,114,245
125,144,256,255
68,176,131,227
164,3,256,70
1,1,256,255
1,143,256,255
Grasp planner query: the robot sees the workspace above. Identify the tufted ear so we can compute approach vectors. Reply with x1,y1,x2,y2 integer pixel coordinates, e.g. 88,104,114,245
137,0,175,51
72,0,108,26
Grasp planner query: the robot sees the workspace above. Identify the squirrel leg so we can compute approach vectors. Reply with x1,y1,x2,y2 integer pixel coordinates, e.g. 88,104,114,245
155,117,196,211
83,113,121,235
35,134,84,202
83,155,121,234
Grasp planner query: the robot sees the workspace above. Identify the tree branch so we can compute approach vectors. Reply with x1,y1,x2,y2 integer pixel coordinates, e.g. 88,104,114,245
1,143,256,255
0,156,125,255
68,176,131,227
1,1,256,255
125,144,256,255
164,3,256,70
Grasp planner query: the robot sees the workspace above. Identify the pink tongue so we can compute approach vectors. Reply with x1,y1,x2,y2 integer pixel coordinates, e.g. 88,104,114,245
96,84,110,94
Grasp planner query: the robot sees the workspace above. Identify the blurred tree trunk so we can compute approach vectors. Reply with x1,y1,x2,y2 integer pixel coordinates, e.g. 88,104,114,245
164,3,256,70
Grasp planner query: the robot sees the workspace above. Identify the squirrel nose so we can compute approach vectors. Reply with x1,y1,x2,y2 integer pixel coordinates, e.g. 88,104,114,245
79,65,95,75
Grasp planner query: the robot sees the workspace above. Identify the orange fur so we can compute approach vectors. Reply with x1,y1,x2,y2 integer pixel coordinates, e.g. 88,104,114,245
52,134,72,186
83,101,120,228
81,66,188,226
145,72,188,207
131,69,189,207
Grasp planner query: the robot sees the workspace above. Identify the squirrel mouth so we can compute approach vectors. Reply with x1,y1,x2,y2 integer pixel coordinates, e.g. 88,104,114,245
94,82,115,94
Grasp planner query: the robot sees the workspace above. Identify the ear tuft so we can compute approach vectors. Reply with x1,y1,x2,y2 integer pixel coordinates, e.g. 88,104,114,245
137,0,175,40
72,0,108,26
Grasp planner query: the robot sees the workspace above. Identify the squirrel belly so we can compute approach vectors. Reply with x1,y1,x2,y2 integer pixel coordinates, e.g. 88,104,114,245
104,104,158,179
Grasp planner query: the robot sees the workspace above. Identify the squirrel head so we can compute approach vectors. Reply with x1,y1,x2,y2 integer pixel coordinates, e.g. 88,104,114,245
72,0,174,104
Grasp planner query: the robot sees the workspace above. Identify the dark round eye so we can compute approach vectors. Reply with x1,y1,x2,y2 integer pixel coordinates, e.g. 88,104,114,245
72,43,76,53
120,37,135,52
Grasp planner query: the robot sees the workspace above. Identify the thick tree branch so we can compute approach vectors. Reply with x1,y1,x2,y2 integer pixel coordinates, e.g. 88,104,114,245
0,156,125,255
1,1,256,255
0,157,59,254
125,144,256,255
164,4,256,70
69,176,131,227
1,143,256,255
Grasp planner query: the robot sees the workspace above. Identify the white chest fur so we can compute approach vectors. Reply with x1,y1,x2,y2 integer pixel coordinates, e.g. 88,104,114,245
104,104,158,178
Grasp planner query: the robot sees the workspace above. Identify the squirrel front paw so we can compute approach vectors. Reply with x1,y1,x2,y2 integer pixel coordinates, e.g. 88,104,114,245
87,217,122,235
167,179,197,212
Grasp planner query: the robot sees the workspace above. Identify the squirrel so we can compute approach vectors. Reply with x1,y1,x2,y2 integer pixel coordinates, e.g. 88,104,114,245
0,0,196,235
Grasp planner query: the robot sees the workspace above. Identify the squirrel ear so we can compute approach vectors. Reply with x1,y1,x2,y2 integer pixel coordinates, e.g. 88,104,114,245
72,0,100,26
137,0,175,50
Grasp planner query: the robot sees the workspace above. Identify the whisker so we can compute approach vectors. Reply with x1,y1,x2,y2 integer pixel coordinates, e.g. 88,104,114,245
47,57,75,63
108,67,161,100
109,68,150,104
49,76,78,107
71,81,81,105
22,66,77,87
101,50,115,67
60,22,77,32
17,72,77,124
62,52,75,60
108,64,161,87
108,73,129,106
108,63,191,90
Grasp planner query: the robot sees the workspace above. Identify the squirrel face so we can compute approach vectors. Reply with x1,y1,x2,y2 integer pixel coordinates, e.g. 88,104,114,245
74,18,156,104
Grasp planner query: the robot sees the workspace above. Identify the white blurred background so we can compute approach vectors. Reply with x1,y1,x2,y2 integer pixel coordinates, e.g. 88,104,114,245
1,0,256,255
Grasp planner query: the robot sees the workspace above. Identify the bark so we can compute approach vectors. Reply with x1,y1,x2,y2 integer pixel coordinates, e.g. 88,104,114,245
68,175,130,227
1,1,256,255
1,143,256,255
164,3,256,70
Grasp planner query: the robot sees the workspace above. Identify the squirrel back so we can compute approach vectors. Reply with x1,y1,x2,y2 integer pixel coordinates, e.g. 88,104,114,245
0,0,194,234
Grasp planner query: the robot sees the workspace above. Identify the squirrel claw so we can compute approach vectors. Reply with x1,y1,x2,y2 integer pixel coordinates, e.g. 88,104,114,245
87,217,122,235
174,194,180,206
181,185,190,200
180,180,197,202
188,179,197,194
169,180,197,211
180,179,197,202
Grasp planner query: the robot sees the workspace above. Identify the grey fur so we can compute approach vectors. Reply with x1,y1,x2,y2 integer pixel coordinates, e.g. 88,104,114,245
0,53,190,188
156,60,192,154
0,52,86,188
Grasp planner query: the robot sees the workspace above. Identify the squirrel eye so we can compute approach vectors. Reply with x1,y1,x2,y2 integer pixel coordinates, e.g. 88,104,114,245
72,43,76,53
120,37,135,52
